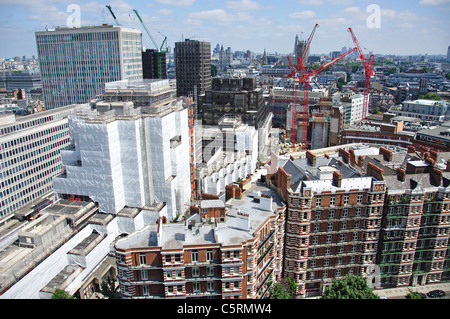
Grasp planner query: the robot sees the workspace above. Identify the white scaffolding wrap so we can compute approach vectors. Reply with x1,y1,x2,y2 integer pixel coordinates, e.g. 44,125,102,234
53,101,191,219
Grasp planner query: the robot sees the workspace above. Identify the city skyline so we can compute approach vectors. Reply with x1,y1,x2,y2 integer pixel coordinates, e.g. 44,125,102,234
0,0,449,59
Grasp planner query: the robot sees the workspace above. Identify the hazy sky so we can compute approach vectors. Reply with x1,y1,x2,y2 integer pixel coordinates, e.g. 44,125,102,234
0,0,449,59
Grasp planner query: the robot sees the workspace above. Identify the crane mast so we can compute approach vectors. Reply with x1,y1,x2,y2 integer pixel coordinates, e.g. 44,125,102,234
348,28,374,121
106,5,120,26
288,24,319,149
133,9,160,51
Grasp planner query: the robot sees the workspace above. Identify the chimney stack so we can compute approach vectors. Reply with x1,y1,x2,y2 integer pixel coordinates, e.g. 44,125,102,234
333,170,342,188
306,150,316,167
396,167,406,182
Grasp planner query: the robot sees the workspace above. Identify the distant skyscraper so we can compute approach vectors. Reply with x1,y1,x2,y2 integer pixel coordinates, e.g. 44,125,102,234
174,39,211,97
35,25,143,109
447,45,450,62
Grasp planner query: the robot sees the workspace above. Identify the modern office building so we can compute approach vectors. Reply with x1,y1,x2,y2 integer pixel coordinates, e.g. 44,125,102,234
390,99,449,123
114,183,286,299
174,39,211,97
52,80,191,219
0,105,76,220
0,69,42,92
35,25,143,109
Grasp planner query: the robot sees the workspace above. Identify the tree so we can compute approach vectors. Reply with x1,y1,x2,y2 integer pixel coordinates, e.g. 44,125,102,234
321,274,380,299
269,282,291,299
405,288,422,299
211,64,218,77
52,289,74,299
420,93,442,101
99,276,118,299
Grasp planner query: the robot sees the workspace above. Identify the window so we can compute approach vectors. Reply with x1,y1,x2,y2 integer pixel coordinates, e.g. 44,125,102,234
316,196,322,207
143,285,149,296
344,194,349,205
358,193,363,203
207,266,214,276
353,232,358,240
191,250,199,262
192,267,200,277
207,249,213,261
141,270,148,281
327,234,332,243
193,282,200,292
329,210,335,219
175,254,181,262
330,195,336,206
328,222,333,231
315,211,321,220
207,282,214,291
343,208,348,217
139,253,147,265
165,255,171,264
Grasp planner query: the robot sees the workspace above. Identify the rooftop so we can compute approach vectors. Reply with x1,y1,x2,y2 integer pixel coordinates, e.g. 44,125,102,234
115,183,285,250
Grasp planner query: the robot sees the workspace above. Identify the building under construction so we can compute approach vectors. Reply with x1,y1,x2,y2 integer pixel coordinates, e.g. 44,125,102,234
198,76,271,129
142,49,167,80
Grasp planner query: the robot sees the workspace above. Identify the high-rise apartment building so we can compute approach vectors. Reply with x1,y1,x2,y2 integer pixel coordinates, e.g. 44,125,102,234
0,105,76,220
174,39,211,97
35,25,143,109
114,183,286,299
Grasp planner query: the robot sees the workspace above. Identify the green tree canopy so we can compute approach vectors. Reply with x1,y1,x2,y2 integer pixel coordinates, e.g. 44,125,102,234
420,93,442,101
51,289,74,299
269,282,291,299
322,274,380,299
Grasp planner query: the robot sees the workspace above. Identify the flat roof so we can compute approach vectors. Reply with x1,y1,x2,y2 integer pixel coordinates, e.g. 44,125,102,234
116,183,285,250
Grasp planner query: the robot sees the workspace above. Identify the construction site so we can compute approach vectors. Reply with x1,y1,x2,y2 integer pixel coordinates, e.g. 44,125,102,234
282,25,374,152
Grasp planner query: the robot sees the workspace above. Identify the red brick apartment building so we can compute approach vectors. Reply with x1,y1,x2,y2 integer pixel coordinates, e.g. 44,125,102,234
268,150,385,296
268,146,450,296
114,184,286,299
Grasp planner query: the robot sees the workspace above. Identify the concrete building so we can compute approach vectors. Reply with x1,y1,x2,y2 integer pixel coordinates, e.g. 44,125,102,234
174,39,211,97
114,183,286,299
390,99,449,124
0,105,77,220
196,116,259,197
0,69,42,92
52,80,191,219
35,25,143,109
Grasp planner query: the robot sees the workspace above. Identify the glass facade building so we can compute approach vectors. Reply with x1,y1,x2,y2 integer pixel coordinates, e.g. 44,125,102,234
35,25,143,109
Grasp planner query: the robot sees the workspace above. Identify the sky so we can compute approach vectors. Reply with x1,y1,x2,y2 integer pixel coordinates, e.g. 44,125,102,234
0,0,449,59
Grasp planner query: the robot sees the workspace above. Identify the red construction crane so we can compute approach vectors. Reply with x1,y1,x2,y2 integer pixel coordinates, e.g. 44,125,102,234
348,27,374,121
288,47,357,149
287,24,318,149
